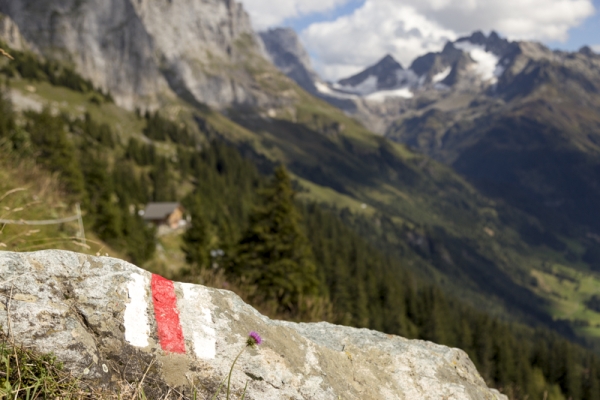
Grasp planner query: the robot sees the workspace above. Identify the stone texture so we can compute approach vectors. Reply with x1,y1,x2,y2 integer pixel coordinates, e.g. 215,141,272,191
0,250,507,399
0,0,274,111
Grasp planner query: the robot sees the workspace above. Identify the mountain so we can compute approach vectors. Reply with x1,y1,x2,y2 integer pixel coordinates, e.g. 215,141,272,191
257,31,518,132
257,28,600,342
260,28,600,238
0,0,283,111
258,27,357,111
385,34,600,235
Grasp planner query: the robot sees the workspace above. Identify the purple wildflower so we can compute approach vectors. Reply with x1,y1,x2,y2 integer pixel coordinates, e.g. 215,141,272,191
247,331,262,347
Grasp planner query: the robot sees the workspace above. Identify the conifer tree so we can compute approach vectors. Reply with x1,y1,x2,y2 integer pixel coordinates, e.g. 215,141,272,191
80,152,121,241
0,89,15,138
231,166,320,313
25,108,86,197
182,197,210,271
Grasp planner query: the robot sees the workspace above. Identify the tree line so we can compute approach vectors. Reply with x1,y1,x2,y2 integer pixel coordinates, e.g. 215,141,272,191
0,40,113,101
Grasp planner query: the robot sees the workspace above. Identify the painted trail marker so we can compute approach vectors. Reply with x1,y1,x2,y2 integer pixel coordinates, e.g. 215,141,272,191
151,274,186,353
124,273,217,359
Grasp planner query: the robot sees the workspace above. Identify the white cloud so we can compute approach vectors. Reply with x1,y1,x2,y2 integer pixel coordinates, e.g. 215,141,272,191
402,0,595,41
302,1,456,80
239,0,352,30
592,45,600,53
299,0,595,80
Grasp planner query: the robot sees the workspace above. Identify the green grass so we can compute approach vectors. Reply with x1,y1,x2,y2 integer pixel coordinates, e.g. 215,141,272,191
0,139,120,257
0,328,91,399
0,326,192,399
530,265,600,336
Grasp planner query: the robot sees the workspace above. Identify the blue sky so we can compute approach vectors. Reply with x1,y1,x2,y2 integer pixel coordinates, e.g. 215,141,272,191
283,0,366,33
546,0,600,51
241,0,600,80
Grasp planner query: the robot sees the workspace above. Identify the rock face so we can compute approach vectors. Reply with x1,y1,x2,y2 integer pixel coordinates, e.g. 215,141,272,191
0,13,32,52
0,0,271,110
0,250,507,399
259,28,319,95
258,27,357,112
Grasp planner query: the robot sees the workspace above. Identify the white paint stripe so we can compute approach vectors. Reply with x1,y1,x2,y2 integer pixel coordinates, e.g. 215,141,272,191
192,333,216,359
124,273,151,347
179,283,217,360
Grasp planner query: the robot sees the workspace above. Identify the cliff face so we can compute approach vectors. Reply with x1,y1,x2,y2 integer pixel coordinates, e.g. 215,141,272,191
259,27,319,94
0,0,270,110
0,13,31,52
0,250,507,400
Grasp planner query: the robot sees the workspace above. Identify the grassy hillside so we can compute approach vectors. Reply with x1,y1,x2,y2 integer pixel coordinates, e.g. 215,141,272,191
0,141,119,257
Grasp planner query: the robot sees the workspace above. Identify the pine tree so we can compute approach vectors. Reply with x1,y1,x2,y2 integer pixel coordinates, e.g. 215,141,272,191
182,197,211,271
231,166,320,313
81,152,121,241
25,108,85,197
0,88,15,138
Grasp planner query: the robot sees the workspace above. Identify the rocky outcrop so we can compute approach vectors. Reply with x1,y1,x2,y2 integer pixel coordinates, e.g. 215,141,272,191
0,250,507,399
259,28,319,95
0,13,32,52
0,0,274,110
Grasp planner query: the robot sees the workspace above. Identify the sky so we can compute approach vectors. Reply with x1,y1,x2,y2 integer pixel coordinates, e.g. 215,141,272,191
239,0,600,81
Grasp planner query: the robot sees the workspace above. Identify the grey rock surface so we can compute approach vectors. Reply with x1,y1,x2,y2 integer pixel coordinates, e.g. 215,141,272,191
0,250,507,399
259,28,319,94
0,13,32,52
0,0,274,110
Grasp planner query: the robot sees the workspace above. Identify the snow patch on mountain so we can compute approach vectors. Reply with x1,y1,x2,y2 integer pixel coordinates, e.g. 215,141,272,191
454,41,501,83
346,75,378,95
396,69,420,86
366,87,414,101
315,81,359,99
432,67,451,83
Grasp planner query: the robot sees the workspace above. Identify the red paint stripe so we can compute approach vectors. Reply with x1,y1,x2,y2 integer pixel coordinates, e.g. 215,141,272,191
151,274,186,353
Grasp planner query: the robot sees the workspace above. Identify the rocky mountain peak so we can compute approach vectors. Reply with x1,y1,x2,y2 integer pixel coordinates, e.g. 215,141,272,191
579,45,596,56
455,30,511,57
338,54,408,94
378,54,403,69
338,54,405,91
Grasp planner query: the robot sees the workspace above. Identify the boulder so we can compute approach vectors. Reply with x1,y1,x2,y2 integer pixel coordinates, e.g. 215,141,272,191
0,250,507,399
